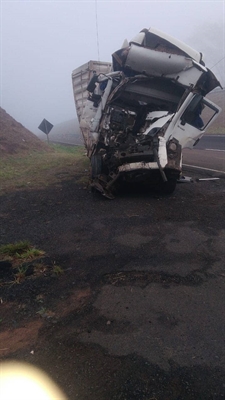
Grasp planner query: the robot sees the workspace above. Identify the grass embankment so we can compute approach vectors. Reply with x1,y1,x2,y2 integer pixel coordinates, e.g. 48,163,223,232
0,144,89,194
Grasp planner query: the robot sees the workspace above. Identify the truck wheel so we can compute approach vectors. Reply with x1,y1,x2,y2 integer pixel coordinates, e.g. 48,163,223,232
90,154,102,179
156,178,177,195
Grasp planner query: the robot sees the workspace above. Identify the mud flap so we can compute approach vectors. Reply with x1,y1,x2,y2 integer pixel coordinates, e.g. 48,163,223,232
90,155,117,199
91,180,115,199
91,166,120,200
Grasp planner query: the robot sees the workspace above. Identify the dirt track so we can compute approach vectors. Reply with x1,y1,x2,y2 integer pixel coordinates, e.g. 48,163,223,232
0,166,225,399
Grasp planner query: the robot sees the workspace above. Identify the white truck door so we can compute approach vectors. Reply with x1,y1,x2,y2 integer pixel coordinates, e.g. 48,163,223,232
164,93,221,149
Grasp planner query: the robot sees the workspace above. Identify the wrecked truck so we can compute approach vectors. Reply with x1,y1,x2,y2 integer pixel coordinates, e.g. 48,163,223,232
72,27,222,198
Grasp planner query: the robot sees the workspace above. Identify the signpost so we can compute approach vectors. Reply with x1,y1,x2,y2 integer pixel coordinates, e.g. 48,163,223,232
38,119,53,144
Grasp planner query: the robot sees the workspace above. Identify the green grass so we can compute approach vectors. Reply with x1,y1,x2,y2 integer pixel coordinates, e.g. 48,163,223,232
52,264,64,276
0,241,45,260
0,241,31,257
0,241,46,285
17,248,45,259
51,144,84,154
0,241,67,285
0,144,90,193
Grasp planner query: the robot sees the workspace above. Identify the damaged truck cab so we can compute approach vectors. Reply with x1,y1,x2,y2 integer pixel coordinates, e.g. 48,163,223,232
72,27,221,198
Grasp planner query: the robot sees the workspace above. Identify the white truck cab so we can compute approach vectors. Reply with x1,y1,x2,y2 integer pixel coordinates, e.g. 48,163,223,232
72,28,222,198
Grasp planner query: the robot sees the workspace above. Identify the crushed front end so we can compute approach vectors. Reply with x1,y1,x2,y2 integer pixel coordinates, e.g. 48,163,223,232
74,27,221,198
86,73,184,198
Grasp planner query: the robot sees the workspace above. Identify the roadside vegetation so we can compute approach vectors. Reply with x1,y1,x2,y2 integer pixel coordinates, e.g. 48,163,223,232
0,144,89,194
0,240,43,259
0,144,87,285
0,241,63,286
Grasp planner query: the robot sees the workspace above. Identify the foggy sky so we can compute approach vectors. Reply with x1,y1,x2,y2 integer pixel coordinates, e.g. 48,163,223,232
0,0,224,134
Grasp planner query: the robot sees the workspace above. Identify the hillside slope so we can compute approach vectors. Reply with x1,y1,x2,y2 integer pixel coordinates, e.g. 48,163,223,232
0,108,51,157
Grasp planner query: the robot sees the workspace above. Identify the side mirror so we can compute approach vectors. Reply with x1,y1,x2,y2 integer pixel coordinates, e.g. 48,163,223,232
87,75,99,93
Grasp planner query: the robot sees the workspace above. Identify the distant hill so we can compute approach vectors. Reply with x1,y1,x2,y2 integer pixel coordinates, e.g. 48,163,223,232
36,118,83,145
0,107,51,157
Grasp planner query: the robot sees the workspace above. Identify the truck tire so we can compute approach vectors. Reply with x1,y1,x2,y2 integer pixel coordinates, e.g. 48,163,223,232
90,154,102,179
156,178,177,195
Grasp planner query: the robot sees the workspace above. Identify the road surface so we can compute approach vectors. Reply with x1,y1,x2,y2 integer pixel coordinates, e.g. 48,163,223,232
195,135,225,151
183,135,225,174
1,162,225,399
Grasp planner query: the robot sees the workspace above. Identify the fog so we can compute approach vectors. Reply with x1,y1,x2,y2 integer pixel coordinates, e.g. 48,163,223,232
1,1,224,134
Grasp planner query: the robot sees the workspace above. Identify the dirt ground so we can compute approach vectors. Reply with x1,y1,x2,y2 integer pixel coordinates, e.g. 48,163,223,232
0,166,225,400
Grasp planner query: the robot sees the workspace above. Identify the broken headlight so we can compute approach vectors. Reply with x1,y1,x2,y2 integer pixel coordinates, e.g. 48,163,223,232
168,142,177,151
167,139,179,159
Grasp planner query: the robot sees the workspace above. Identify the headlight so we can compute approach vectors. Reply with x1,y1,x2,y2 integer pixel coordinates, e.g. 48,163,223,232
168,142,177,151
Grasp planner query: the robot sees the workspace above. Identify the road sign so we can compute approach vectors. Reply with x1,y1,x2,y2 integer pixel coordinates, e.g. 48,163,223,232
38,119,53,135
38,119,53,144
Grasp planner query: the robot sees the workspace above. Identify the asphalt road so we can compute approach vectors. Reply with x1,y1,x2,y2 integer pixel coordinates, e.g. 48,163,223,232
1,133,224,400
1,166,225,399
183,135,225,175
195,135,225,151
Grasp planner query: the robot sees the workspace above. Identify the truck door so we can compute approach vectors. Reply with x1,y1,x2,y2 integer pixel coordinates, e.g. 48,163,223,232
165,93,221,149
